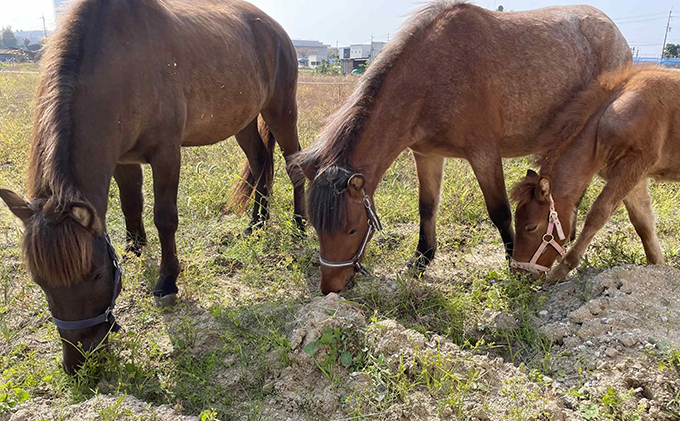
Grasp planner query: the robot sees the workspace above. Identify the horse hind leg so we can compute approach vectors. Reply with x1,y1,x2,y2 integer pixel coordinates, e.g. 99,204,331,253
623,180,664,265
234,116,274,236
114,164,147,256
407,152,444,274
261,101,306,236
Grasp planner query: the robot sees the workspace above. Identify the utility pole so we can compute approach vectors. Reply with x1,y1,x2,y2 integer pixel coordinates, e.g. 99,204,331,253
661,8,673,58
370,34,373,59
40,14,47,38
387,33,390,43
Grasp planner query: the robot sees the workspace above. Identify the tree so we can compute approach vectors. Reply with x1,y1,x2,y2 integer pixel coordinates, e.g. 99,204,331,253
2,27,17,48
327,47,339,61
497,5,504,12
23,38,30,49
663,43,680,58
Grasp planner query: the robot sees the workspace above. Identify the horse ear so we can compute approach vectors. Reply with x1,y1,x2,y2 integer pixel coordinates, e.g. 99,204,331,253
535,177,552,202
70,204,102,233
347,174,365,196
0,189,33,225
526,169,539,179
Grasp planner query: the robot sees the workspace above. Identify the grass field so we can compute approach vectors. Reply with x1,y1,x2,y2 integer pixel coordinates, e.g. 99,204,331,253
1,62,679,420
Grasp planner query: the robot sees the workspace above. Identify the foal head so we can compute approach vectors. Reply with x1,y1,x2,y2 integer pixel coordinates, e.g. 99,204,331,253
511,170,572,276
0,189,120,374
304,166,375,293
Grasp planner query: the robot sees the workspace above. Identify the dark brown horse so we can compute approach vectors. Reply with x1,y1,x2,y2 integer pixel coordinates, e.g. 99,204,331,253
0,0,303,373
293,1,631,294
512,65,680,283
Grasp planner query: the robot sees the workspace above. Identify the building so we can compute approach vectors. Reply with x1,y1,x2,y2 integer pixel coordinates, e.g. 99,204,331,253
292,39,328,69
14,30,46,47
339,41,388,74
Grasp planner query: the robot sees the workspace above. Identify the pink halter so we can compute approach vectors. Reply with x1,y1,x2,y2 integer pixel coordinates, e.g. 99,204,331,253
511,194,567,274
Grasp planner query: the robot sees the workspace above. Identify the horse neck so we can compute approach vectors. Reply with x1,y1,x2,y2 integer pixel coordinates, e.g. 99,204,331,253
544,132,603,207
347,97,421,194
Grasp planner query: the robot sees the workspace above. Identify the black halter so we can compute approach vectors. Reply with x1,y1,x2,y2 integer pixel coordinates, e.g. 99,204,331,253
51,234,122,332
318,189,383,274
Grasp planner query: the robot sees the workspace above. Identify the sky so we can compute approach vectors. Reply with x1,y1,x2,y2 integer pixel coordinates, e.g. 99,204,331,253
1,0,676,57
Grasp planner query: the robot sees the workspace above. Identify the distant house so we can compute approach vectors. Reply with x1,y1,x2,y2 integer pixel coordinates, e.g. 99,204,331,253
339,41,388,74
292,39,328,69
14,30,46,47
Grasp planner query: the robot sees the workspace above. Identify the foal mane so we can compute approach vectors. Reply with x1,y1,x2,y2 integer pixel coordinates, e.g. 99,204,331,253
23,0,111,286
294,0,471,234
536,64,645,173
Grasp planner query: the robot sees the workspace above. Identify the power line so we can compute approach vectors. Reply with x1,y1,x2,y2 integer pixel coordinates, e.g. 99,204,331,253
615,16,671,25
613,11,668,21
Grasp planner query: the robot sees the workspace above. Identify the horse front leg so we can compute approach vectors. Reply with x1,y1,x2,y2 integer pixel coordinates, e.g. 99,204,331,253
114,163,147,256
467,147,514,259
548,154,655,283
150,148,181,307
408,152,444,274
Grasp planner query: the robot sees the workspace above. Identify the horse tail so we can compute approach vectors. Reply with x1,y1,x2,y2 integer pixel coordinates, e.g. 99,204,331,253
537,64,638,169
228,115,275,213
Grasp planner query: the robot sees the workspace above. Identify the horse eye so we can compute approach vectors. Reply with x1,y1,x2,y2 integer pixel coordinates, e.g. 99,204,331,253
525,224,538,232
348,229,357,236
93,272,103,281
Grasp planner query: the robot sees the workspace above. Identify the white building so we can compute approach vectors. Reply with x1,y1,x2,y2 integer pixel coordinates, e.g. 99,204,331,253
292,39,328,69
339,41,389,74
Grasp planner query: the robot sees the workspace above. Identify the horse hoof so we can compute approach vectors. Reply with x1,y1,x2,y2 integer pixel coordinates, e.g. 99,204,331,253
154,293,177,308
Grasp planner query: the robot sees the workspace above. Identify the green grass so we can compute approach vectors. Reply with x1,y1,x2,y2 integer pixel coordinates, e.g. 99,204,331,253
1,62,680,419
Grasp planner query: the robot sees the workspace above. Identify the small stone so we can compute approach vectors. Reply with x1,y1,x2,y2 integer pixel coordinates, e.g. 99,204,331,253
621,334,637,347
569,306,594,323
620,280,633,294
578,319,607,339
539,310,549,317
605,348,620,358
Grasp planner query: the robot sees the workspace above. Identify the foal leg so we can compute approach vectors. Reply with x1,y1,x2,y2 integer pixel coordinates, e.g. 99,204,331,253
113,164,147,256
408,152,444,273
467,148,514,259
235,117,271,235
262,106,306,235
150,148,181,307
623,180,664,265
548,155,654,283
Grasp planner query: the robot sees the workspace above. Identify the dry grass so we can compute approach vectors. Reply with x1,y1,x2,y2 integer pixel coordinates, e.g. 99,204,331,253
0,62,679,419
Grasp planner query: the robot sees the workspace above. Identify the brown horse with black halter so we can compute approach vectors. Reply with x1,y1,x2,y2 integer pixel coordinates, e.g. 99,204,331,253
0,0,303,373
293,0,630,294
512,65,680,283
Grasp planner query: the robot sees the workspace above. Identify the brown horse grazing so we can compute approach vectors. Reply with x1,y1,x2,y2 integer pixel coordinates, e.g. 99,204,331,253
0,0,304,373
292,0,630,294
511,65,680,283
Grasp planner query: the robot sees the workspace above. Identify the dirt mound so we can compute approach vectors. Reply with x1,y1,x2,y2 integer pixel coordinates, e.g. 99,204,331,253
7,394,197,421
531,265,680,419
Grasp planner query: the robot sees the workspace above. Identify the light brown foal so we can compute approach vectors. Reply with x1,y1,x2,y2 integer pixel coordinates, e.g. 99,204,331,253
512,66,679,282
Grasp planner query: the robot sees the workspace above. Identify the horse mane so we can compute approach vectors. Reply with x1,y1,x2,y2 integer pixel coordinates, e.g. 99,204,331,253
510,175,540,207
23,0,110,286
293,0,471,234
536,64,647,173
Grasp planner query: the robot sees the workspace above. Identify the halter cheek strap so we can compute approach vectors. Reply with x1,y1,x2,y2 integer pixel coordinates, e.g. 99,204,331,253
318,190,383,274
51,234,122,332
511,195,567,274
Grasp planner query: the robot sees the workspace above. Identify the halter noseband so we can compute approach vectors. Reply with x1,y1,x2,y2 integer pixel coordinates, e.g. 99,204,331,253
51,234,122,332
319,189,383,275
511,195,567,274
